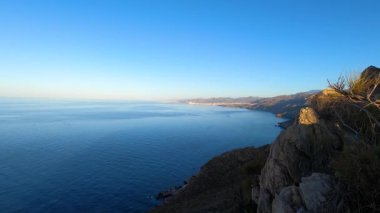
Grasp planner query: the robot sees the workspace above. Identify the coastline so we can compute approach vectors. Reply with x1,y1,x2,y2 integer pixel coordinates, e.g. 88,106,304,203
185,101,296,129
153,66,380,213
152,90,318,210
152,102,293,210
151,145,270,212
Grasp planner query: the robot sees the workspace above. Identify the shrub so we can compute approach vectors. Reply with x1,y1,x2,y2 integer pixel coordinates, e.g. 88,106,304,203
332,145,380,212
328,71,380,145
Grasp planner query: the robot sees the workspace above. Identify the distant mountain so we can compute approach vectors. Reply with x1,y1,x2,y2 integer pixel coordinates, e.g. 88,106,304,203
181,90,320,119
179,96,262,105
245,90,319,119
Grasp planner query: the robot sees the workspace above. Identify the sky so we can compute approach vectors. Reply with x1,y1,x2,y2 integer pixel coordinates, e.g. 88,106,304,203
0,0,379,100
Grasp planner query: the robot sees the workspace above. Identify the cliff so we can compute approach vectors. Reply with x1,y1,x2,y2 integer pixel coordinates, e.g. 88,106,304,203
152,66,380,213
256,106,345,212
256,65,380,212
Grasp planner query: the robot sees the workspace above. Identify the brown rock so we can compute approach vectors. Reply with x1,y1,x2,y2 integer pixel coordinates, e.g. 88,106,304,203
297,107,319,125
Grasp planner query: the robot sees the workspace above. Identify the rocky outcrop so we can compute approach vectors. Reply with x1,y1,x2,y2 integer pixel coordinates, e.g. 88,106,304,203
269,173,337,213
361,65,380,80
255,66,380,213
155,66,380,213
297,107,319,125
256,103,346,213
361,66,380,99
272,186,304,213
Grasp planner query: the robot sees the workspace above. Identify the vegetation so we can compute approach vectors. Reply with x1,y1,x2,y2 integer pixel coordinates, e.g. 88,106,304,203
328,69,380,145
239,150,269,213
327,67,380,212
332,146,380,212
151,146,270,213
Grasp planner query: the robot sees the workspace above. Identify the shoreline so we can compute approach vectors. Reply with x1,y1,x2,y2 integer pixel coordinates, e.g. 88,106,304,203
153,102,292,206
184,101,295,129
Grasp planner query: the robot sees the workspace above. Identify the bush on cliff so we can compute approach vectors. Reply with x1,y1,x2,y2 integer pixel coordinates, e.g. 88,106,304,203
328,66,380,145
327,66,380,212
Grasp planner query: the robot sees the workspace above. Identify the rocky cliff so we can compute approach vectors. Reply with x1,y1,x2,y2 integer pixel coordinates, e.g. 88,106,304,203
256,66,380,213
152,66,380,213
256,106,346,212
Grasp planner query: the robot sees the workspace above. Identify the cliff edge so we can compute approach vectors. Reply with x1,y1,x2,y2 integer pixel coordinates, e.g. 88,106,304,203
151,66,380,213
256,66,380,212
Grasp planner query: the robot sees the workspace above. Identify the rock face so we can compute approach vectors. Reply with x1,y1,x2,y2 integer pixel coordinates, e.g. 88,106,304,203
299,173,335,212
272,186,304,213
269,173,336,213
256,104,345,213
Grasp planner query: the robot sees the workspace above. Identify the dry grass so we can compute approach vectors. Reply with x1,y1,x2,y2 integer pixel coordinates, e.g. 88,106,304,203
326,70,380,212
327,72,380,145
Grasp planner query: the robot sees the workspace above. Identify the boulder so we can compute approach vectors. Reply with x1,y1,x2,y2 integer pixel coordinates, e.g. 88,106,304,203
272,186,305,213
297,107,319,125
360,65,380,80
299,173,334,212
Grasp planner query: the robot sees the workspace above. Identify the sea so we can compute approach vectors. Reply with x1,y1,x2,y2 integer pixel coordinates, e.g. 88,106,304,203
0,99,285,212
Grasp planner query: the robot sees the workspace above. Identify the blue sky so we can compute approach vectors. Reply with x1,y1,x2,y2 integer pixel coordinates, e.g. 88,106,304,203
0,0,379,100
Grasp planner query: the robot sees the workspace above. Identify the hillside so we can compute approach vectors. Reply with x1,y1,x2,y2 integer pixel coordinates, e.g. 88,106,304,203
153,66,380,213
257,66,380,212
151,146,270,213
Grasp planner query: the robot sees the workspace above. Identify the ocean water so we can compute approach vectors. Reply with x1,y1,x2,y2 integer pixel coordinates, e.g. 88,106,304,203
0,99,285,212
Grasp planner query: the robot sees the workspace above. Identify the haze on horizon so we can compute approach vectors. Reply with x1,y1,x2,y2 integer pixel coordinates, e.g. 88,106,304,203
0,0,379,101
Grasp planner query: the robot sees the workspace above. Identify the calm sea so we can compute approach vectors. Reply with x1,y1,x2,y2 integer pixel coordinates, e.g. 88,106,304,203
0,99,284,212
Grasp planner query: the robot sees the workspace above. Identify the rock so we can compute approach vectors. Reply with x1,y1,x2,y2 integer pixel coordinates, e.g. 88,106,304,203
257,106,341,212
320,88,340,97
361,66,380,99
360,65,380,80
266,173,338,213
299,173,334,212
297,107,319,125
258,67,378,213
277,119,294,129
272,186,304,213
258,189,273,213
156,186,183,200
252,186,260,204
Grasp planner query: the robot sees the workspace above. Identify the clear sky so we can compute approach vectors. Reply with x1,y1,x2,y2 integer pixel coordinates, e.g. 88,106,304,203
0,0,379,100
